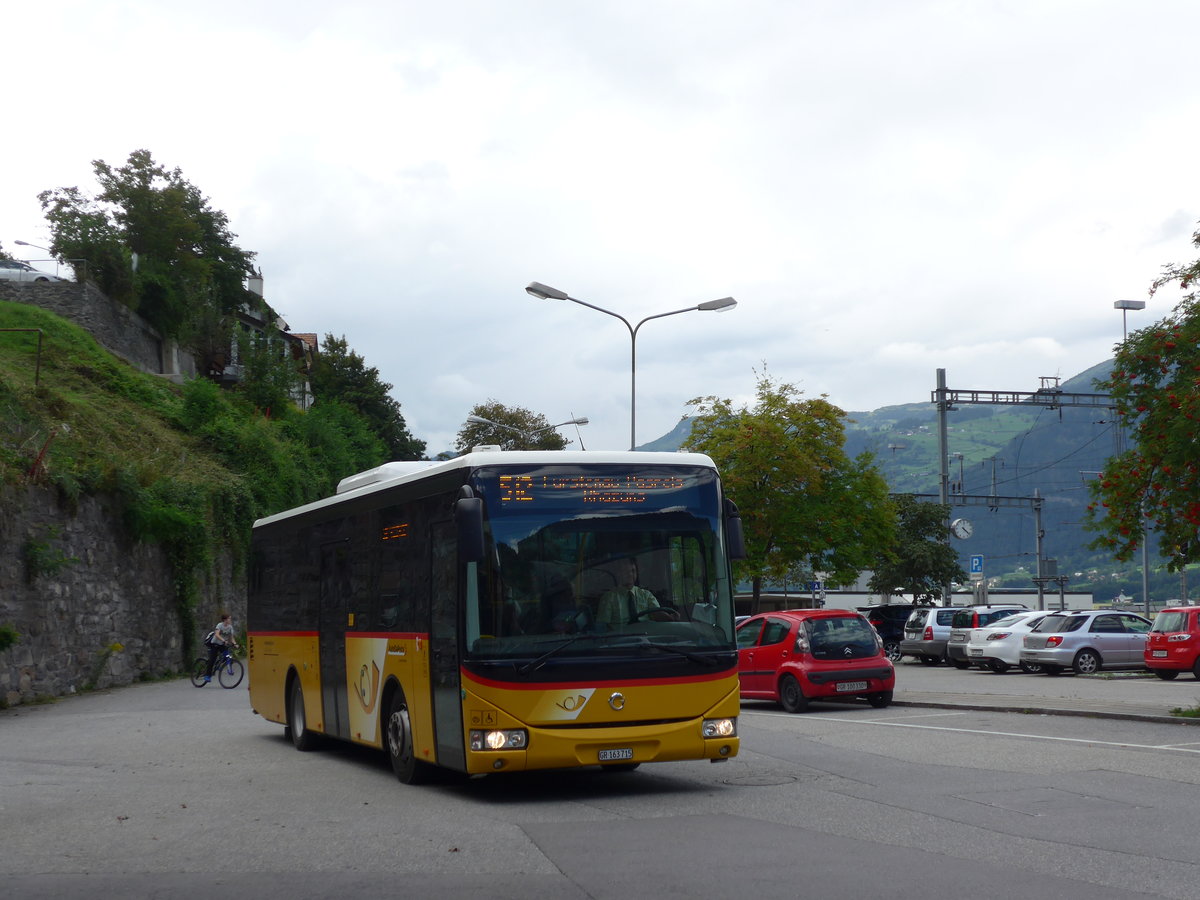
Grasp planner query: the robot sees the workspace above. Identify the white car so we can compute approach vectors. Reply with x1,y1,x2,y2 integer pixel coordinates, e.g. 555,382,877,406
946,604,1029,668
964,610,1050,673
0,259,63,282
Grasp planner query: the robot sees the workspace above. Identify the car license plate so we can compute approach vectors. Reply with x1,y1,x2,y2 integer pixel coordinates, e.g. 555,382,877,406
835,681,868,692
969,648,982,656
1153,650,1168,658
598,748,634,761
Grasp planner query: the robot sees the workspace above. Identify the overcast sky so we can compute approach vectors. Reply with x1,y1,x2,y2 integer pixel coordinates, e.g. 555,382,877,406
6,1,1200,455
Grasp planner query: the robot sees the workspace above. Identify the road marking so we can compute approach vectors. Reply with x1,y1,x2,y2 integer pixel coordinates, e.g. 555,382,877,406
743,710,1200,754
883,711,971,721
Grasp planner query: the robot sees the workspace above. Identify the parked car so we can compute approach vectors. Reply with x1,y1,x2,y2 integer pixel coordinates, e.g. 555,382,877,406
899,606,964,665
963,610,1049,673
0,259,62,282
945,604,1029,668
1145,606,1200,680
1020,609,1152,675
857,603,914,662
737,609,895,712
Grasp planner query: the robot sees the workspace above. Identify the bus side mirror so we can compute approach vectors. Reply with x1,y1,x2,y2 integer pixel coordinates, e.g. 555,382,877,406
456,495,484,563
725,498,746,560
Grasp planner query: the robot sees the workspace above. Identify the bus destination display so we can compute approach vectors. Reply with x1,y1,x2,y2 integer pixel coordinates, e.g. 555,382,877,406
497,473,686,505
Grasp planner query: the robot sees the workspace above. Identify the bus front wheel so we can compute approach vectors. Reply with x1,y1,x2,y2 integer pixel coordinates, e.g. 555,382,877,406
287,676,319,751
385,690,432,785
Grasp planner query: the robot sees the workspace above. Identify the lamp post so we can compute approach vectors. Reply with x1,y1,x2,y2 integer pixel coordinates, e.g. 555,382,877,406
1114,298,1150,616
1113,299,1145,342
526,282,737,450
466,414,588,450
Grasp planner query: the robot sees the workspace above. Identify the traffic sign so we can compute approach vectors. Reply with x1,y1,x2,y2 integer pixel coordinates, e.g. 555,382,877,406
969,554,984,581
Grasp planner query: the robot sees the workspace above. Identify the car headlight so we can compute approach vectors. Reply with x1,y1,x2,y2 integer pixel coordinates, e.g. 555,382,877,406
702,717,737,738
469,729,528,751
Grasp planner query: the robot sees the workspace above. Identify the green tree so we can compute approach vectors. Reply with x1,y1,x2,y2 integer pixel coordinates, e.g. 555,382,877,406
234,327,303,417
285,400,387,491
867,494,965,603
1087,228,1200,570
38,149,256,338
309,335,425,461
454,400,573,452
685,370,896,609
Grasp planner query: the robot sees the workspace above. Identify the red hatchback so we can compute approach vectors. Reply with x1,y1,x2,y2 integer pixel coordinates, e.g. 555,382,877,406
736,609,895,712
1146,606,1200,680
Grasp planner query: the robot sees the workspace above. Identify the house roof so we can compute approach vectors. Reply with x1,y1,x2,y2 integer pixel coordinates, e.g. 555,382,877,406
288,332,318,350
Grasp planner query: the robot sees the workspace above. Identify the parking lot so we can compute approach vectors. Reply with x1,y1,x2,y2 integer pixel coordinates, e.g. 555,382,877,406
892,654,1200,722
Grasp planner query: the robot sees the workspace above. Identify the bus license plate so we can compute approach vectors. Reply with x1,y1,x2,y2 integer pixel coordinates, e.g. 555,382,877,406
835,681,867,692
599,748,634,761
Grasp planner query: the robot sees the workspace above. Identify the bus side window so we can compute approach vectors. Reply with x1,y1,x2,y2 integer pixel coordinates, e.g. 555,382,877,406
380,594,401,629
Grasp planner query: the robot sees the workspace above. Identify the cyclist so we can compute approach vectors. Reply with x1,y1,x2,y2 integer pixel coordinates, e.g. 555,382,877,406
204,613,238,684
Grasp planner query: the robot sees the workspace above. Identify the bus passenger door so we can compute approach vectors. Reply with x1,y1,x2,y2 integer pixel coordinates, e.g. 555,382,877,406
319,541,351,740
430,522,465,771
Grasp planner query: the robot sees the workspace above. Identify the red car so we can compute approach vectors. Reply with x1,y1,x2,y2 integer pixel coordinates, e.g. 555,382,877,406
1145,606,1200,680
736,609,895,712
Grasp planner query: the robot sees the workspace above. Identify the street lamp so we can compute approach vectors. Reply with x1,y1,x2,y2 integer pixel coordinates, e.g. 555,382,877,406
466,414,588,449
1113,299,1145,342
525,281,737,450
14,240,52,255
1113,298,1150,616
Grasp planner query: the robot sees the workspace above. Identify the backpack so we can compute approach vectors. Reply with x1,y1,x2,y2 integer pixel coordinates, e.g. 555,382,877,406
203,630,217,647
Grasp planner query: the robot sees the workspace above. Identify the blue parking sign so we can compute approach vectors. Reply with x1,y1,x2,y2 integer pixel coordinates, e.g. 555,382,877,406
969,555,984,574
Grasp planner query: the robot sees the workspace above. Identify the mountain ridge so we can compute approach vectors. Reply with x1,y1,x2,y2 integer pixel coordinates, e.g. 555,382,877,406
639,359,1181,601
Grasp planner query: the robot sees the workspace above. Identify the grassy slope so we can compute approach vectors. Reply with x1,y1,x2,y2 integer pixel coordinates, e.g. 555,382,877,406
0,300,237,493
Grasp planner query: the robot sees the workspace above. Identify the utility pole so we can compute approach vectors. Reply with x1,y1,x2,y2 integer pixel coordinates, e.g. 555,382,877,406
935,369,954,603
932,371,1115,611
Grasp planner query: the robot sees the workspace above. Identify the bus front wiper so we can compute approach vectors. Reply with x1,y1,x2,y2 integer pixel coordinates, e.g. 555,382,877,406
514,633,607,676
632,637,721,667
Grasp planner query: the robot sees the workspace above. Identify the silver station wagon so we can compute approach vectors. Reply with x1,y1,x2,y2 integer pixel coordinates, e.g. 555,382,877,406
1020,610,1152,675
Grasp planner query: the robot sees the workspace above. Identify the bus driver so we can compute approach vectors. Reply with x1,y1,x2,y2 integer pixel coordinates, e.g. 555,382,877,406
596,557,672,627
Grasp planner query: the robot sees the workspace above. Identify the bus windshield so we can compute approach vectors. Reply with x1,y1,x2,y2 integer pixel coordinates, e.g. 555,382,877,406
464,464,736,660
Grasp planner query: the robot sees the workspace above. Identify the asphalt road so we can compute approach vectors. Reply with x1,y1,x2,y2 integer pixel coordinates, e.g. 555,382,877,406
3,666,1199,899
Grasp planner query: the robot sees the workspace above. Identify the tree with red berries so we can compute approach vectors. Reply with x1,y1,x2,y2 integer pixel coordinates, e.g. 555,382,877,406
1086,227,1200,570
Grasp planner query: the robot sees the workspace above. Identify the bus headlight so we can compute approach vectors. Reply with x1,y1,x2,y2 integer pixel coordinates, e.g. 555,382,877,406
470,729,528,751
702,717,736,738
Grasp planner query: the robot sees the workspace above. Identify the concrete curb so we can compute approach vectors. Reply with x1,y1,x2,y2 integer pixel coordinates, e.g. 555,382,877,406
892,698,1200,726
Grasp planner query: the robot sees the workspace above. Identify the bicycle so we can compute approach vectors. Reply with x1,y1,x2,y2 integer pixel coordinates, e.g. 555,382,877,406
190,645,244,689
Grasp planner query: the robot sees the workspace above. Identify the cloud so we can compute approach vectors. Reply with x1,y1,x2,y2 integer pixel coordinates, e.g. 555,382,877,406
4,1,1200,454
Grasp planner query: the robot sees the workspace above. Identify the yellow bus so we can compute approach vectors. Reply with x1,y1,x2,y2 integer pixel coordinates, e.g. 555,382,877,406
247,449,744,783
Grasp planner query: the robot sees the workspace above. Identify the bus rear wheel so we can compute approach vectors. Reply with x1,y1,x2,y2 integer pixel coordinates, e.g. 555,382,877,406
385,690,432,785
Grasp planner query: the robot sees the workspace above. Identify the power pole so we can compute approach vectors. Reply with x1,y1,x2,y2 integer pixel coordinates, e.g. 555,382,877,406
932,369,1116,612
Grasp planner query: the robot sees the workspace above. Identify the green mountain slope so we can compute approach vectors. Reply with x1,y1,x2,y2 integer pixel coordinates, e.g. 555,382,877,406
644,360,1187,602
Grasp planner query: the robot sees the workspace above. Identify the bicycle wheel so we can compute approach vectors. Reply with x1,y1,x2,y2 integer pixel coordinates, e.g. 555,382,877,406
190,657,209,687
218,656,245,689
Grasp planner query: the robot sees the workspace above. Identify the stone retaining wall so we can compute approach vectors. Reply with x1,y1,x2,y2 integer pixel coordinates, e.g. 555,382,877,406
0,281,197,378
0,485,241,707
